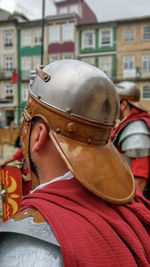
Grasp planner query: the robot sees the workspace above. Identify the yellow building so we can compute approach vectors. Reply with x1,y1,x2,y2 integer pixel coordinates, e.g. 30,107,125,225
116,16,150,108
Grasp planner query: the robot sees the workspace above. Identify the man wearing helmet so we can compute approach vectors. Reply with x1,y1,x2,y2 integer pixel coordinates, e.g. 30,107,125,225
0,61,150,266
111,81,150,195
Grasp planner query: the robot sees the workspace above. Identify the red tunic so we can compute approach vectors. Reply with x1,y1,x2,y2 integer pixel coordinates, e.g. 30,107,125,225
13,148,32,195
20,177,150,267
111,108,150,179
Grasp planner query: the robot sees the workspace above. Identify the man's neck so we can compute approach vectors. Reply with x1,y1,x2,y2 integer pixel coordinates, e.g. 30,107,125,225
36,145,69,185
39,165,69,185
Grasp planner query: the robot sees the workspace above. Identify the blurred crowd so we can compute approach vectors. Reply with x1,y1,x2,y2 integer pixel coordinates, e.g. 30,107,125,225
0,120,17,129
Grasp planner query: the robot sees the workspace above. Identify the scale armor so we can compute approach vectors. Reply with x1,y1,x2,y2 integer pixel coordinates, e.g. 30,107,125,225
114,120,150,165
0,215,62,267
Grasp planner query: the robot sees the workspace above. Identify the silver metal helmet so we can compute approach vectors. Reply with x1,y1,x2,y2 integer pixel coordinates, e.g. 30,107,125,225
116,81,149,112
116,81,140,102
31,60,119,125
20,59,135,204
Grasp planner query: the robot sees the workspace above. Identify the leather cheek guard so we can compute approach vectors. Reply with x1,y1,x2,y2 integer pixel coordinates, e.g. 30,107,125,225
20,105,50,173
20,112,32,172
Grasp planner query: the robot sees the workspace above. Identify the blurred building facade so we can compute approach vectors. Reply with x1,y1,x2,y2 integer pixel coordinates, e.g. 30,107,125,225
116,16,150,108
0,10,19,126
77,21,117,81
0,10,29,126
18,19,42,118
45,0,97,65
0,2,150,126
18,0,98,120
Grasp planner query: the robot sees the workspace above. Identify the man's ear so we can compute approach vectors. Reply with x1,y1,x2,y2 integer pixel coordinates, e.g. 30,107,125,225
120,99,128,111
31,123,49,153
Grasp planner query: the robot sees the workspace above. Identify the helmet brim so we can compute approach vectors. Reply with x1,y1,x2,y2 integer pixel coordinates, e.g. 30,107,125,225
129,101,150,113
50,131,136,204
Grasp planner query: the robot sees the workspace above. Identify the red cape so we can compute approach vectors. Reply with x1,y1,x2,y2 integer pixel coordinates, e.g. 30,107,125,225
19,178,150,267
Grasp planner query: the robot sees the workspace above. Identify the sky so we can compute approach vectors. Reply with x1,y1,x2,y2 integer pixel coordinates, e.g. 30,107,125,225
0,0,150,22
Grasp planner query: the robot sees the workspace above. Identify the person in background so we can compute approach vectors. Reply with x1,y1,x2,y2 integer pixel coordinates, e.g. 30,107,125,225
0,61,150,266
0,120,4,128
10,120,16,129
111,81,150,195
0,137,32,196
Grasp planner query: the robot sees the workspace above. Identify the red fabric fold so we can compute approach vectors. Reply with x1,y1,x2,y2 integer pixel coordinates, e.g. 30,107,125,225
131,157,150,179
19,178,150,267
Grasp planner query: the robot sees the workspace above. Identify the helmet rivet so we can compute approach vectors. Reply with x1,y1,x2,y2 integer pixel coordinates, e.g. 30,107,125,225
56,128,61,134
37,96,41,99
66,108,72,114
67,122,77,133
43,74,50,82
88,138,92,144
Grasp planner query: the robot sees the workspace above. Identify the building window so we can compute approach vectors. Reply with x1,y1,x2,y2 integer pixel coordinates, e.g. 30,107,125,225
5,84,13,103
143,26,150,40
70,4,78,13
142,55,150,76
59,6,68,14
49,54,60,63
22,30,31,46
62,54,73,60
21,57,31,79
62,23,73,41
123,56,135,78
81,57,95,66
5,56,13,70
4,31,13,46
99,28,112,46
5,84,13,95
123,27,134,43
22,85,29,102
99,56,112,77
142,85,150,99
21,57,31,71
49,25,60,43
33,56,41,70
34,28,42,44
82,31,95,48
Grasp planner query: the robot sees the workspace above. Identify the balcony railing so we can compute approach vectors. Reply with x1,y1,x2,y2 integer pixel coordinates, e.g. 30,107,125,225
21,70,30,81
116,67,150,81
0,96,14,104
4,43,13,47
123,69,136,79
0,69,16,79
